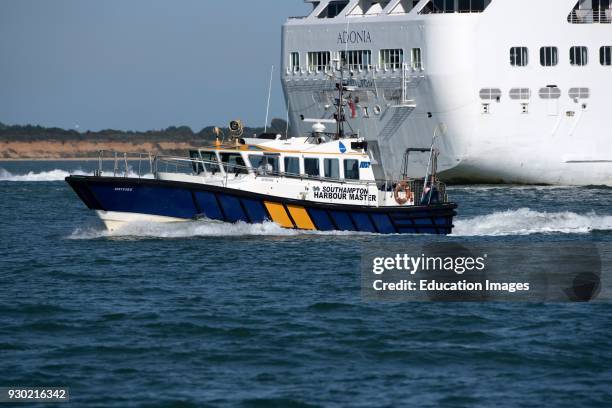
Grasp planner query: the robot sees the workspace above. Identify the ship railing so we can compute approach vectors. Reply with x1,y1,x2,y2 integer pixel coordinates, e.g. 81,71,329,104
567,9,612,24
155,155,449,204
94,150,155,178
155,155,380,187
377,178,448,205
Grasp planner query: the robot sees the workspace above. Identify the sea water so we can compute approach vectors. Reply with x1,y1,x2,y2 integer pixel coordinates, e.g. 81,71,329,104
1,161,611,407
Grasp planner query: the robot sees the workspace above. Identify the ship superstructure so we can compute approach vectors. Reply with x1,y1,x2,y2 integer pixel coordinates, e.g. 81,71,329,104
282,0,612,185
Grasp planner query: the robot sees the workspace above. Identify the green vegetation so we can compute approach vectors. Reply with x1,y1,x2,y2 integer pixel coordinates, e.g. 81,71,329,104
0,119,291,143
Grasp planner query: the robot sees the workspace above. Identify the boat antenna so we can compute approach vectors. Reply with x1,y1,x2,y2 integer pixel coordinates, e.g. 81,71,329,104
423,123,446,203
285,98,290,139
264,65,274,133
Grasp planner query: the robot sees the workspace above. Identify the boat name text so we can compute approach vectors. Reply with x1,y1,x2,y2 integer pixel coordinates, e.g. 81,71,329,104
337,30,372,45
313,186,376,202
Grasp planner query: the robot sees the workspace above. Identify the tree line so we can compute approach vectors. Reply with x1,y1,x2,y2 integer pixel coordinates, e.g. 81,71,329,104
0,119,290,143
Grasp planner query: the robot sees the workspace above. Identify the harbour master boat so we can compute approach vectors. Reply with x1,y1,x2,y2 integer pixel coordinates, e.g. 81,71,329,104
66,79,457,234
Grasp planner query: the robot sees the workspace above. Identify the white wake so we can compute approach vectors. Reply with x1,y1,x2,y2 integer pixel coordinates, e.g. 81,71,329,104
0,168,152,182
453,208,612,236
69,220,365,239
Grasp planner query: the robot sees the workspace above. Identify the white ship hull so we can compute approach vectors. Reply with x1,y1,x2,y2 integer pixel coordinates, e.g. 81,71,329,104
281,0,612,185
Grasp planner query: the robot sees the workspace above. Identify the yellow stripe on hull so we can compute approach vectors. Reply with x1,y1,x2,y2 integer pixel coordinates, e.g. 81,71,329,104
264,201,294,228
286,205,316,230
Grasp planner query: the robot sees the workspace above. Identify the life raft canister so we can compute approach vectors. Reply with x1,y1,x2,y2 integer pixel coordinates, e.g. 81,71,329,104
394,181,414,205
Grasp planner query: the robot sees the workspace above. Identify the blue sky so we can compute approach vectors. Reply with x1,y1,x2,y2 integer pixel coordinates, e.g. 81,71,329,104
0,0,308,131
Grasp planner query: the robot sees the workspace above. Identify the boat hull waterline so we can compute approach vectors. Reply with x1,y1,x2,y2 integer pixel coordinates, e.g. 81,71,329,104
66,176,457,235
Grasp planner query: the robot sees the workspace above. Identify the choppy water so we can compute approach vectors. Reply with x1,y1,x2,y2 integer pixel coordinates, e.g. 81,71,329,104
1,161,611,407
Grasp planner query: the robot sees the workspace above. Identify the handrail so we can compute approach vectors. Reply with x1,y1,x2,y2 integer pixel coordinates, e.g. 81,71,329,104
93,150,449,203
567,9,612,24
156,155,378,186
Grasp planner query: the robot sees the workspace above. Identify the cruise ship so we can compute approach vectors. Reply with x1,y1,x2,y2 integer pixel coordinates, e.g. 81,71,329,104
281,0,612,185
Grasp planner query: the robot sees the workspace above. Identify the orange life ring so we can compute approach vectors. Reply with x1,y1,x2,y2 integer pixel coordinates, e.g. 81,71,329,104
394,181,413,205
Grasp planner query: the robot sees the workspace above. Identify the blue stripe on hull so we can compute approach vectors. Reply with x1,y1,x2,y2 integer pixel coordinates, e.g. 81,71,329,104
90,184,197,219
241,198,268,223
194,191,224,221
329,211,355,231
217,194,248,223
370,214,396,234
307,209,335,231
74,178,454,235
351,213,376,233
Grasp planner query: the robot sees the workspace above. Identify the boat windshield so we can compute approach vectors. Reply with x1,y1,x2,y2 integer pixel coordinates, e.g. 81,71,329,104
220,153,248,175
249,154,279,175
200,151,221,175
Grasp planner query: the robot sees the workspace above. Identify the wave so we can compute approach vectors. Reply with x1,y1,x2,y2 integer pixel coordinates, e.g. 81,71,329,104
69,219,365,239
453,208,612,236
0,168,152,182
68,208,612,239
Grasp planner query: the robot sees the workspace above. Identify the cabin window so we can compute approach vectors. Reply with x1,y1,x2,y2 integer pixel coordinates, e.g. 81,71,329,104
540,47,558,66
380,49,403,70
290,52,300,73
510,47,528,67
568,0,611,24
189,150,204,174
479,88,502,100
200,151,221,174
304,158,321,177
600,46,612,65
509,88,531,100
568,88,590,99
249,155,279,175
340,50,372,71
324,158,340,179
308,51,331,72
319,1,350,18
411,48,423,70
344,159,360,180
220,153,248,175
570,46,588,66
538,87,562,99
419,0,491,14
284,157,300,175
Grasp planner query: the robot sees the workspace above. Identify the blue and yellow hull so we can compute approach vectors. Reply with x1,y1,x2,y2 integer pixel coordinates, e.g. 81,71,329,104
66,176,457,234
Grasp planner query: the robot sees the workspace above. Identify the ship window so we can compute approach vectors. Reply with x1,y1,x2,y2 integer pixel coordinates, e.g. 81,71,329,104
189,150,204,174
340,50,372,71
290,52,300,73
539,87,562,99
200,151,221,174
249,155,279,175
411,48,423,70
324,158,340,179
420,0,491,14
319,1,350,18
221,153,248,175
304,158,321,177
308,51,331,72
344,159,360,180
568,88,590,99
540,47,558,66
479,88,502,100
284,157,300,175
600,46,612,65
380,49,404,70
510,47,528,67
570,46,588,66
568,0,611,24
509,88,531,100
